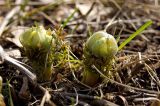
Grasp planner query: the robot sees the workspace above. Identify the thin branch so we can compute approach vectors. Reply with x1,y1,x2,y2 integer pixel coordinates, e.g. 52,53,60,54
40,89,51,106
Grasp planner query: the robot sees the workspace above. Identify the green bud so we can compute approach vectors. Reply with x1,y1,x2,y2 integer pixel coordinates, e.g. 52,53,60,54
82,31,118,86
19,26,53,50
20,26,55,81
85,31,118,59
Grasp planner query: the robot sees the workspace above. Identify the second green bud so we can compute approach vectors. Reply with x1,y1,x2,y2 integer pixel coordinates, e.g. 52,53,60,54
82,31,118,86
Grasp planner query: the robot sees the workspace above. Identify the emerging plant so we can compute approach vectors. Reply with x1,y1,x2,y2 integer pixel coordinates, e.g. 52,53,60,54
82,31,118,86
82,20,152,86
20,26,55,81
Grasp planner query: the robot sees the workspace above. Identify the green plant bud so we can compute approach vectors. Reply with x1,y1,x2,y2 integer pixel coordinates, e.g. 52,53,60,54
20,26,53,50
82,31,118,86
20,26,55,81
85,31,118,59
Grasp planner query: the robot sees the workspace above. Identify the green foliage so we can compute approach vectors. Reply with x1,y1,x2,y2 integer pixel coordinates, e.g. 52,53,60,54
61,8,78,28
7,80,13,106
118,20,152,50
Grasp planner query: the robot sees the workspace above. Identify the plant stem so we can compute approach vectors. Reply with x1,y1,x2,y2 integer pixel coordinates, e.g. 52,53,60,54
82,67,100,87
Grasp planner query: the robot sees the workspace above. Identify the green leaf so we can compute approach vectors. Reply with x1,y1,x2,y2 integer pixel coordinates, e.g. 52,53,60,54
7,80,14,106
118,20,152,50
61,8,78,28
